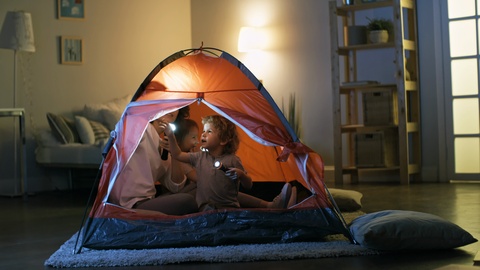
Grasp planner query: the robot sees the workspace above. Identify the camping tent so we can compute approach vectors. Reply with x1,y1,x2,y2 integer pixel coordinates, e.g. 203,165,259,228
78,47,352,251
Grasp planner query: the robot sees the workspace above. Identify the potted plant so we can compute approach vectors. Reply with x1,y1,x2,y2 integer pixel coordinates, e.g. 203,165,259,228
366,17,393,43
282,92,301,139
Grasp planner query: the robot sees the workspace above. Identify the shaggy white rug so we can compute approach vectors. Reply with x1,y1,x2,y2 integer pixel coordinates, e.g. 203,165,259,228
45,212,379,268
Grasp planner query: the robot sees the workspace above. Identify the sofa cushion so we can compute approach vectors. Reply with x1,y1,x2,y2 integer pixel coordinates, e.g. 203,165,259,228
75,116,95,144
35,142,103,168
82,94,130,130
75,115,110,145
90,119,110,143
46,113,80,144
101,108,123,130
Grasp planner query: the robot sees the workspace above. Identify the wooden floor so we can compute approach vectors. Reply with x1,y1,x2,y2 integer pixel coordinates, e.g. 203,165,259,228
0,181,479,270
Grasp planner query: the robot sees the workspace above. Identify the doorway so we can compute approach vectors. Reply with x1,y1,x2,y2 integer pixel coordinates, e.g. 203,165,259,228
444,0,480,181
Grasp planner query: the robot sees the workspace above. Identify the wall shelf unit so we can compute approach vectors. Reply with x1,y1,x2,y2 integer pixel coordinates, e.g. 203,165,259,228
329,0,421,184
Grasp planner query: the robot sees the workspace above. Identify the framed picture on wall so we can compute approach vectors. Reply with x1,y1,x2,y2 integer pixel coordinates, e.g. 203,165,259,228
57,0,85,20
60,36,83,65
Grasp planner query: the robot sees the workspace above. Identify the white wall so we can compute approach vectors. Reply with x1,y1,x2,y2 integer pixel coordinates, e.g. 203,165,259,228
191,0,334,165
417,1,444,182
0,0,191,192
191,0,443,183
0,0,443,192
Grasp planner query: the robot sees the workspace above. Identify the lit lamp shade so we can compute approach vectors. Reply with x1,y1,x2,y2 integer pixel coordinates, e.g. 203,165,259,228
238,27,264,52
0,11,35,52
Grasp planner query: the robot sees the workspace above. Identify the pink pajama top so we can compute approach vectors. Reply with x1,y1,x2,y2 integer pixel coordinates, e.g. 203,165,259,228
109,123,186,208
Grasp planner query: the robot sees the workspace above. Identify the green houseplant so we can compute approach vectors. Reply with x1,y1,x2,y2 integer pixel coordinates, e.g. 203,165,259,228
366,17,393,43
282,92,301,140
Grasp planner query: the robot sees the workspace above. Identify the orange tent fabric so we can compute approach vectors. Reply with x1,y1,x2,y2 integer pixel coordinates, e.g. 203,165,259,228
78,48,351,251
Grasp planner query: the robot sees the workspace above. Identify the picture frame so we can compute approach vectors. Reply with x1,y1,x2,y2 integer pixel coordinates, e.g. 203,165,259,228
60,36,83,65
57,0,85,20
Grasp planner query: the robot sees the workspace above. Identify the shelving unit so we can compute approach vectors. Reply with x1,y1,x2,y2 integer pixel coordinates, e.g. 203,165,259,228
329,0,421,184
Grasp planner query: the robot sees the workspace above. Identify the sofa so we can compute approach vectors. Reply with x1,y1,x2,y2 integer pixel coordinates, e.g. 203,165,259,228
35,95,131,169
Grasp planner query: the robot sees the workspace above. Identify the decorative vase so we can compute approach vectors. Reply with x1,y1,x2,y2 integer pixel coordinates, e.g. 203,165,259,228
369,30,389,43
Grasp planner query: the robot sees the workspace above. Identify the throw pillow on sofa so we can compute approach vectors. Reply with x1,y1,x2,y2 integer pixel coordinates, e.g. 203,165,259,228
82,94,130,130
75,116,95,144
46,113,80,144
75,115,110,145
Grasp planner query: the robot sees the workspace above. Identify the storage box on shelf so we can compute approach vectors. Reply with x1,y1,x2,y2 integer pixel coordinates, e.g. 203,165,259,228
329,0,421,184
355,129,399,168
363,88,397,126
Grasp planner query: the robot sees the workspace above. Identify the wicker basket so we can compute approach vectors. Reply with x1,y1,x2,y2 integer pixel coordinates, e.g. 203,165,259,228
355,129,399,167
362,90,397,126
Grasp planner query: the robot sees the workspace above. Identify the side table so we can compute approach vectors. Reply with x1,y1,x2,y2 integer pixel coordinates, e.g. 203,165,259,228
0,108,27,199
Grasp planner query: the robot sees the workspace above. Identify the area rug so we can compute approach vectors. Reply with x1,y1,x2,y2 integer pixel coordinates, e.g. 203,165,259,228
45,211,380,268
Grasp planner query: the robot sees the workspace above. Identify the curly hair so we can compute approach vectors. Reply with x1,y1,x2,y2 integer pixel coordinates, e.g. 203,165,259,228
202,115,239,155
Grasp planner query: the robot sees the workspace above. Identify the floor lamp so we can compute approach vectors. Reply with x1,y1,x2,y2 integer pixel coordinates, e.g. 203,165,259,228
0,11,35,197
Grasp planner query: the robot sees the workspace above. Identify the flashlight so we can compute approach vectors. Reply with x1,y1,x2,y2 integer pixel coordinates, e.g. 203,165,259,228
214,161,228,172
161,123,176,160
